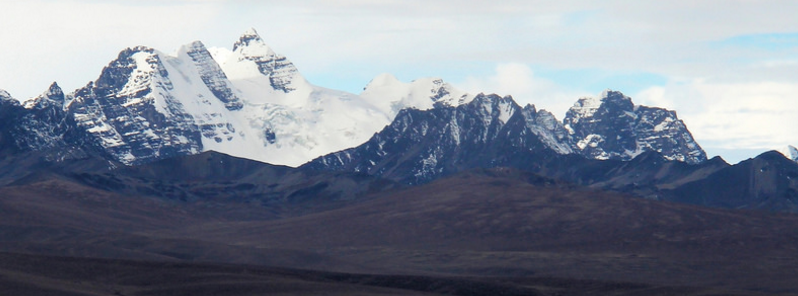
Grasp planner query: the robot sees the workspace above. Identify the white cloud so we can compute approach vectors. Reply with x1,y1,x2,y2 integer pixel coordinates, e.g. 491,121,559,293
0,0,220,99
635,80,798,162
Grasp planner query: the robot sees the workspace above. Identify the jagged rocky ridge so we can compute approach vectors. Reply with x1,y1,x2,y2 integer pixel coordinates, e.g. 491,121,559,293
2,28,703,170
304,91,707,184
565,90,706,164
229,29,300,93
306,94,549,185
0,83,91,161
5,59,798,213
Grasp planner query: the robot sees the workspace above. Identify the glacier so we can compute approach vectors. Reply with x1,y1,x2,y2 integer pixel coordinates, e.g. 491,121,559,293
53,29,470,166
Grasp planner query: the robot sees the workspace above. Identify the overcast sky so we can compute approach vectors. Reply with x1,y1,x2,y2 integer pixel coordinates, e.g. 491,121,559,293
1,0,797,164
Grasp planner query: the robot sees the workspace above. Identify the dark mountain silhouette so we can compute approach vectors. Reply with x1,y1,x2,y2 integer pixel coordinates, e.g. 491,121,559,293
663,150,798,212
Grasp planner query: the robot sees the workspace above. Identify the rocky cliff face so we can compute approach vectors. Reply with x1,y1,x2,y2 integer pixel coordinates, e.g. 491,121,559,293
1,84,92,160
564,90,706,164
183,41,243,111
306,94,586,184
0,90,24,154
15,83,72,153
232,28,302,93
66,46,205,165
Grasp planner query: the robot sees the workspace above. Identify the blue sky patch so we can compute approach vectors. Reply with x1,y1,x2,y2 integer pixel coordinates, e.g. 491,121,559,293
714,32,798,51
535,67,668,95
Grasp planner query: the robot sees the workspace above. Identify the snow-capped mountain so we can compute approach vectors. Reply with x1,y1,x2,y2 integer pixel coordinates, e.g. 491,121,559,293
67,45,213,165
359,73,473,115
1,28,707,171
564,90,706,164
2,29,478,167
778,145,798,162
60,29,460,166
205,29,402,166
304,93,561,184
305,90,708,184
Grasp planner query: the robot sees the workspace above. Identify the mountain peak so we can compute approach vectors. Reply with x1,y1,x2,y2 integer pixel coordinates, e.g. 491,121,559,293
360,75,472,116
599,89,634,110
568,97,601,119
243,27,259,38
570,90,632,116
599,89,626,99
232,27,276,57
45,82,65,101
237,27,261,44
564,90,706,164
21,82,65,109
177,40,243,111
121,46,156,57
183,40,207,51
363,73,402,91
0,89,12,101
225,27,301,94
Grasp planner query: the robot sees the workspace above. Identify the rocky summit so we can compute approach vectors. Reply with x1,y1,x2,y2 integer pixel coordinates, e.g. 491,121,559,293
564,90,706,164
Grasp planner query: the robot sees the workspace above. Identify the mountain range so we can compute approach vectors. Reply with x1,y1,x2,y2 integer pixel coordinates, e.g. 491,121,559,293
303,90,798,213
1,28,708,169
2,27,797,211
3,28,798,214
3,28,798,295
304,90,707,183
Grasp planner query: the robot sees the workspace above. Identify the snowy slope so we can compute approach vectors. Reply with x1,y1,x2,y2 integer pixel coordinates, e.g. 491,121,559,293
359,73,473,116
55,28,418,167
208,29,395,166
209,28,312,107
61,30,401,167
10,28,483,167
521,105,573,154
778,145,798,162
